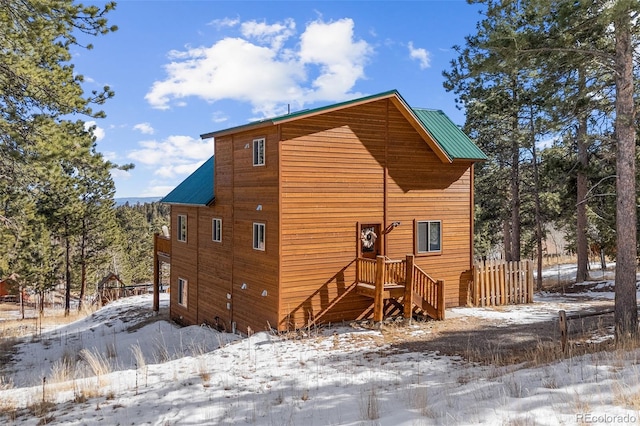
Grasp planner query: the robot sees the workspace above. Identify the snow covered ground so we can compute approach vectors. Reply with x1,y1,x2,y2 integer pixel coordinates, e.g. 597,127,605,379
1,273,639,425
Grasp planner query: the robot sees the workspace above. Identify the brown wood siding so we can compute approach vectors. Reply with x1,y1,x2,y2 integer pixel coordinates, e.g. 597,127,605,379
169,206,199,325
229,130,280,333
385,105,473,306
196,206,233,328
279,101,389,329
278,99,474,328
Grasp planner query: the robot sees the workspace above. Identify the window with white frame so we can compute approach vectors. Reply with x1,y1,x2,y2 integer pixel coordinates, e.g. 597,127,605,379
416,220,442,253
253,222,265,251
212,218,222,242
253,138,265,166
177,215,187,242
178,278,188,307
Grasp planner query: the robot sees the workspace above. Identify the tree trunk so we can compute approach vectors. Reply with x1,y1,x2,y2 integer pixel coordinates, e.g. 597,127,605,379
531,111,543,291
613,10,637,340
575,74,589,283
503,219,512,261
510,76,521,261
78,219,87,312
64,222,71,317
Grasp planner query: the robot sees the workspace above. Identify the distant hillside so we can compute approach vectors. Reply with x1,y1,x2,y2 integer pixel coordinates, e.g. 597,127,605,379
115,197,162,206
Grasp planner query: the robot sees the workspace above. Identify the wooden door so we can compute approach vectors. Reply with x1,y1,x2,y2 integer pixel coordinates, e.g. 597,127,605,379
360,223,381,259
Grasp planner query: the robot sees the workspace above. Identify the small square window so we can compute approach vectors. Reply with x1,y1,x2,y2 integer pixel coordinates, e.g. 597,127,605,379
178,278,188,307
416,220,441,254
253,138,265,166
253,222,265,251
212,218,222,242
177,215,187,242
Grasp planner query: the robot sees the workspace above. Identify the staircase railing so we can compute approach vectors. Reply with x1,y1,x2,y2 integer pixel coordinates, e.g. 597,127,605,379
356,255,445,321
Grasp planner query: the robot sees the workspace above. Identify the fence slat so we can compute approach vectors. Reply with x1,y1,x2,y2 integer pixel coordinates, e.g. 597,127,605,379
472,260,534,307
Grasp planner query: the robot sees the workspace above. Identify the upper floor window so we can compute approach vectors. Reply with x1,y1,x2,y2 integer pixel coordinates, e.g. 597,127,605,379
212,218,222,242
253,138,265,166
416,220,441,253
253,222,265,251
177,214,187,242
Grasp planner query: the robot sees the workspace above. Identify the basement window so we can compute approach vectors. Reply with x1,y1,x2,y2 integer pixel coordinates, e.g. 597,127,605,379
178,278,188,307
416,220,442,254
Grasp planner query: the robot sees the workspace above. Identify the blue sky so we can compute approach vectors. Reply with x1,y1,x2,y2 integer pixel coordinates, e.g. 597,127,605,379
73,0,484,198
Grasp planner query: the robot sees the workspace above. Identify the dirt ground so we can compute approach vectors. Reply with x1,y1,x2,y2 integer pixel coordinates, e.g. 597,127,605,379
378,281,619,365
0,281,623,367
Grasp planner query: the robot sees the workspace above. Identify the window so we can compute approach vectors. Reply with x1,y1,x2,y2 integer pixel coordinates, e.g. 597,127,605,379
253,222,265,251
178,278,188,307
416,220,442,253
177,215,187,242
253,138,265,166
212,218,222,242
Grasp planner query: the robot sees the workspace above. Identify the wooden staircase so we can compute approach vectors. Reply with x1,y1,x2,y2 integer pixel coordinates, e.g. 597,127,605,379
355,255,445,321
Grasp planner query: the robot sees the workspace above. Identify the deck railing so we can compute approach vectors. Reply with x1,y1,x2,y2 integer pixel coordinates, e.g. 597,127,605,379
356,255,445,321
472,259,534,306
356,258,377,285
411,264,445,320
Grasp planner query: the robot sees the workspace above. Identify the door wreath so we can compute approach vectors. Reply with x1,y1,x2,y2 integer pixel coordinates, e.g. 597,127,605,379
361,228,378,250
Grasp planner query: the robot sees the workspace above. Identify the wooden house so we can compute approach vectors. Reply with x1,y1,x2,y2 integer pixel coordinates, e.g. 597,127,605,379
155,90,486,333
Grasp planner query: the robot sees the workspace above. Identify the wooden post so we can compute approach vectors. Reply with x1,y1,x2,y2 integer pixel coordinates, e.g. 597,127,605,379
480,261,486,307
473,263,479,306
153,233,160,312
373,255,385,323
499,262,506,305
559,310,567,353
437,280,445,320
527,259,534,303
404,254,414,319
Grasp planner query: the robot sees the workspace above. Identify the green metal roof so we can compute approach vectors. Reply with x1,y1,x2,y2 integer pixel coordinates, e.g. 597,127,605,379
412,108,488,161
161,156,215,206
201,90,486,162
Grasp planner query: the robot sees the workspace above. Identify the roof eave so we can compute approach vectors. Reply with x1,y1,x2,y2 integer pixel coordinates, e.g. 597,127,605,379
201,121,275,140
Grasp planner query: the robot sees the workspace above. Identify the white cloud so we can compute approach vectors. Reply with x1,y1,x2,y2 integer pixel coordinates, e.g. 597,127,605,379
208,17,240,29
408,41,431,70
133,122,155,135
240,18,295,50
127,135,214,179
84,121,106,141
142,185,179,197
110,168,131,179
145,17,372,117
211,111,228,123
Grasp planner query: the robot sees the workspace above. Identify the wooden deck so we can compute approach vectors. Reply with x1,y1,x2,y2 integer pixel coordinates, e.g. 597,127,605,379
355,255,445,321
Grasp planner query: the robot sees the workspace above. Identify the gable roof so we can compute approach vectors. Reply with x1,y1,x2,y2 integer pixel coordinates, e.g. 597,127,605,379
201,90,486,163
412,108,488,161
161,156,215,206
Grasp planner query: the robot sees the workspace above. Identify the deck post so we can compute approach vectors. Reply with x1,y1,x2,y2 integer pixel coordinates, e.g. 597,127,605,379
437,280,445,320
153,233,160,312
373,255,385,323
404,254,414,319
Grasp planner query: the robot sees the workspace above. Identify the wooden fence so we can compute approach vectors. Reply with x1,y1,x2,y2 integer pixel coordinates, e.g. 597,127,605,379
472,259,534,306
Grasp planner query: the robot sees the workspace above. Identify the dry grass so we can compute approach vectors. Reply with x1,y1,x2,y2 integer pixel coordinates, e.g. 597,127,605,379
612,381,640,409
79,348,112,384
131,343,146,370
49,357,75,384
0,398,17,421
0,305,95,339
359,387,380,421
